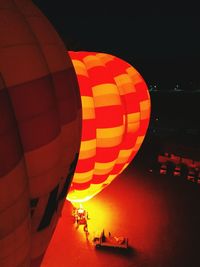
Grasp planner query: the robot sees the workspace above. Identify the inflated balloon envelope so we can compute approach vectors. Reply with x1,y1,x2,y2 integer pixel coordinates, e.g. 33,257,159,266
68,51,151,203
0,1,81,267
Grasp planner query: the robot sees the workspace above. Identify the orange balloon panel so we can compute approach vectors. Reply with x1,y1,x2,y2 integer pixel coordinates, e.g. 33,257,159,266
68,51,151,203
0,1,81,267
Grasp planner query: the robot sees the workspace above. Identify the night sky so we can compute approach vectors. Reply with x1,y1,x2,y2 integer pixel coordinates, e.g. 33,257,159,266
33,1,200,90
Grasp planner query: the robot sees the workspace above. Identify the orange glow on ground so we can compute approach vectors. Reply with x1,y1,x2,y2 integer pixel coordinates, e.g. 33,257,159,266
41,164,200,267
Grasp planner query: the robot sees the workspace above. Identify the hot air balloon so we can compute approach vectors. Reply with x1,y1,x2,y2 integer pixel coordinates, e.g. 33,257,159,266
68,51,151,203
0,1,81,267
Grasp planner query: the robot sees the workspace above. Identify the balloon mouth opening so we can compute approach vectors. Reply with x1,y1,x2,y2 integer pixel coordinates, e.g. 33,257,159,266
67,194,94,204
66,186,104,204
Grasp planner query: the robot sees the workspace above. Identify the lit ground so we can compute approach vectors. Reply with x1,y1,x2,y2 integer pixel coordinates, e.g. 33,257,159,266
41,163,200,267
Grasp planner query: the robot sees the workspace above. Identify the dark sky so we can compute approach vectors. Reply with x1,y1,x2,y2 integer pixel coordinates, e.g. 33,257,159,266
33,1,200,89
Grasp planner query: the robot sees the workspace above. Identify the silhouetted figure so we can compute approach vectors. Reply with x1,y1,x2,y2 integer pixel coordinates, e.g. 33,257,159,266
101,230,106,242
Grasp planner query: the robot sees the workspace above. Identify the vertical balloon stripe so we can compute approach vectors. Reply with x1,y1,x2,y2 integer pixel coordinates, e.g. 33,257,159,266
0,88,23,177
0,73,31,267
69,53,96,199
68,51,150,202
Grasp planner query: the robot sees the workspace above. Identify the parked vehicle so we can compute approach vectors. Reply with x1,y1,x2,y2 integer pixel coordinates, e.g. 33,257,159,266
93,230,128,249
187,168,196,182
174,165,181,176
160,163,167,175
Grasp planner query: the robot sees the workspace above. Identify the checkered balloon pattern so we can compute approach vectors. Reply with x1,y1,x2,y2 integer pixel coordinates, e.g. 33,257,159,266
68,51,151,202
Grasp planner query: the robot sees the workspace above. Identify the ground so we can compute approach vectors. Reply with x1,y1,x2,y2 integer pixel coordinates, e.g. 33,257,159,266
41,162,200,267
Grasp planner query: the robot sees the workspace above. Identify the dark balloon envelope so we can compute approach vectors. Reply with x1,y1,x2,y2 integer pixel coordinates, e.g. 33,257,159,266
0,1,81,267
68,51,151,203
